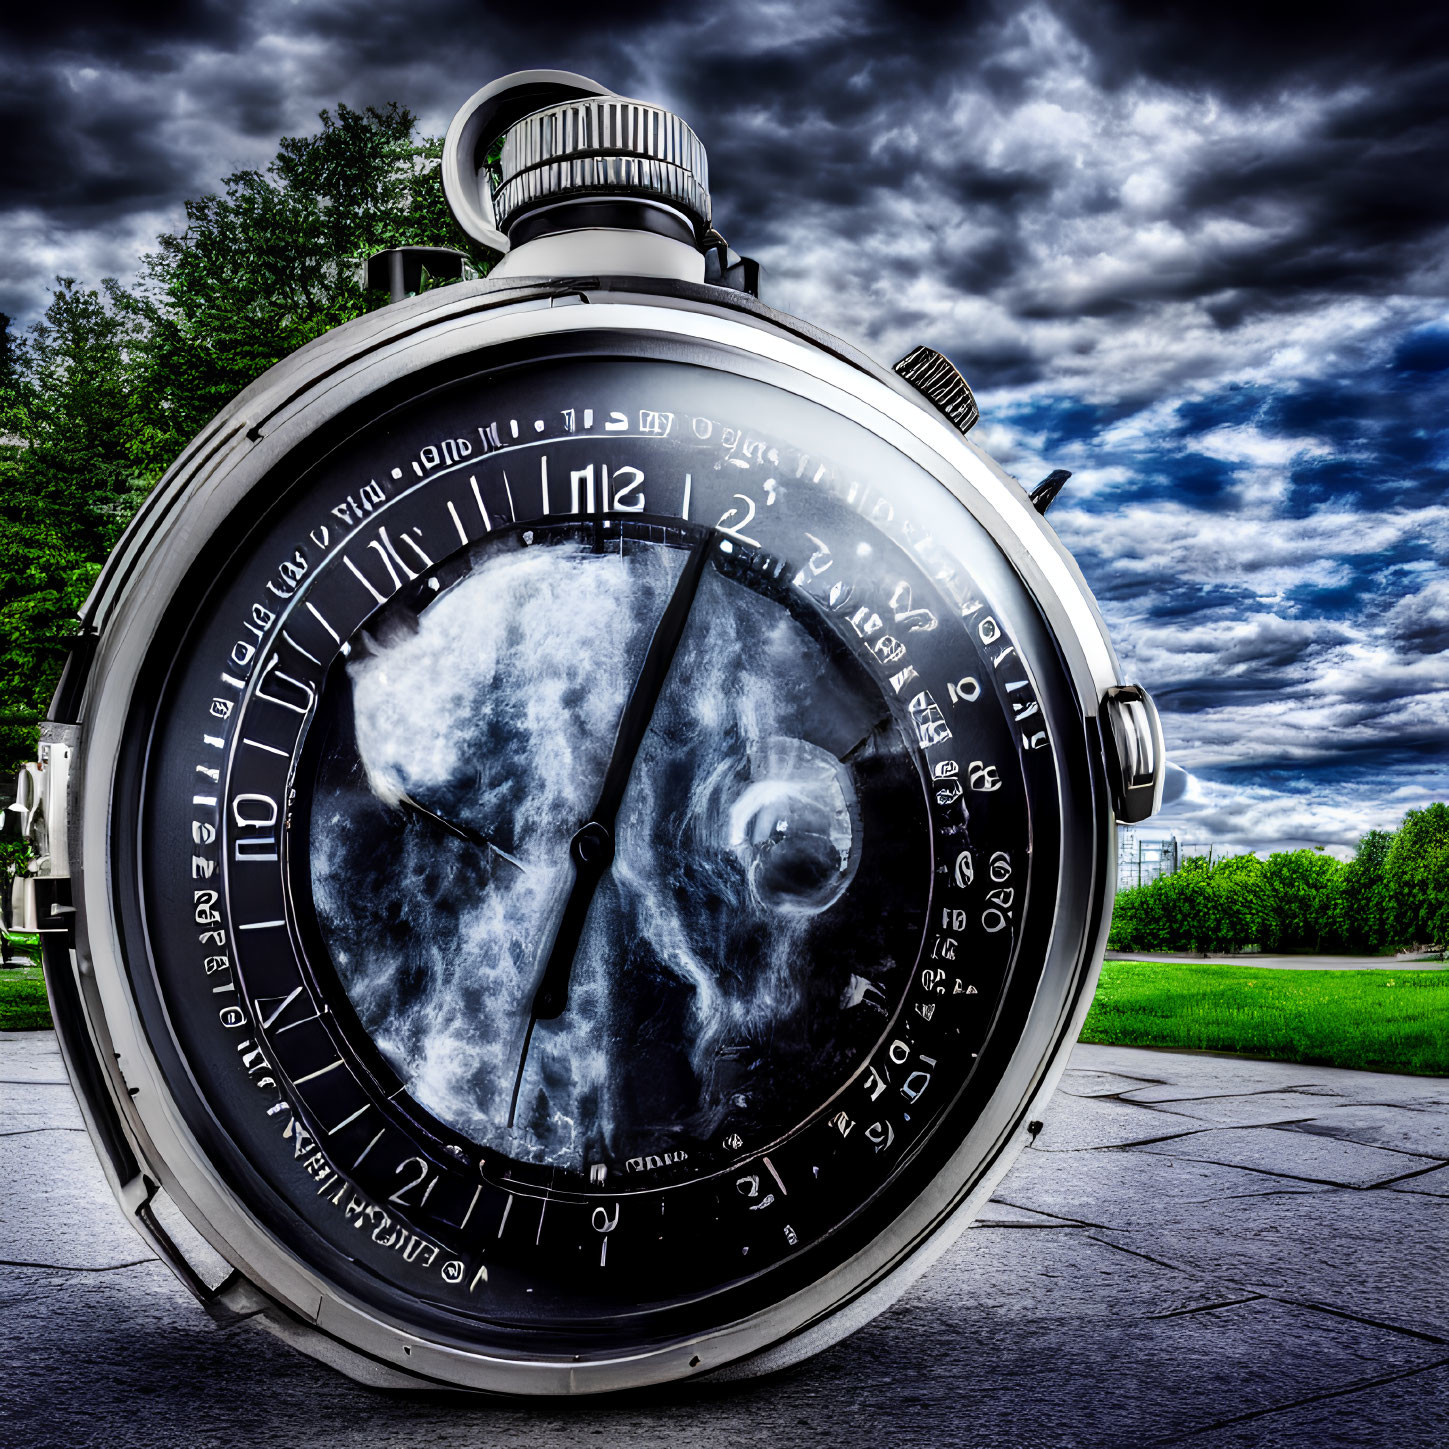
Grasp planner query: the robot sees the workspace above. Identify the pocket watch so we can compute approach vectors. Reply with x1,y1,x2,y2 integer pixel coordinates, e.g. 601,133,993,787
28,70,1163,1394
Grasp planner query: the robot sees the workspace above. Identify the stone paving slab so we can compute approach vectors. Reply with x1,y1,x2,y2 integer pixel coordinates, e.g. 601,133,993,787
1132,1123,1433,1188
1166,1362,1449,1449
1288,1102,1449,1159
0,1130,155,1272
1119,1057,1449,1108
1144,1088,1348,1128
1019,1089,1203,1152
1052,1066,1165,1098
0,1028,68,1084
1,1037,1445,1448
993,1142,1331,1231
1091,1184,1449,1345
1391,1164,1449,1197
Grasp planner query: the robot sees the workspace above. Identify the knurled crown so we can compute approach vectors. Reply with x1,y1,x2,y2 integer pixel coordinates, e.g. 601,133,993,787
492,97,711,236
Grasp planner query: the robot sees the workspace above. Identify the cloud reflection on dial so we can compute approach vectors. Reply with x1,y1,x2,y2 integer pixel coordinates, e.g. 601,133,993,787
306,527,927,1174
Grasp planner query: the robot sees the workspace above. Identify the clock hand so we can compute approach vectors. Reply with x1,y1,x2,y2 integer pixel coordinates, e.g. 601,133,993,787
394,791,526,871
507,531,717,1130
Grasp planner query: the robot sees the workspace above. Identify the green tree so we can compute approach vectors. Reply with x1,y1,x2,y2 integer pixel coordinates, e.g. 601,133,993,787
0,280,137,776
1257,849,1346,951
1205,852,1270,950
0,313,27,437
0,103,477,779
1338,829,1394,951
10,279,141,557
127,103,481,474
1109,857,1218,952
1384,803,1449,949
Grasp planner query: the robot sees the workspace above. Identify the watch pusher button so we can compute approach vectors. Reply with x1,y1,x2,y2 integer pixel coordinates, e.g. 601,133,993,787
892,346,980,435
1102,684,1165,824
1029,469,1071,514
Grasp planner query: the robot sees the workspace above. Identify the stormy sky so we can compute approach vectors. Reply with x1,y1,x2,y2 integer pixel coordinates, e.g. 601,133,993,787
3,1,1446,856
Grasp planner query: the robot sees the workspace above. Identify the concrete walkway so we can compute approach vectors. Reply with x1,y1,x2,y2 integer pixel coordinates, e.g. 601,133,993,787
1106,951,1448,971
2,1031,1445,1448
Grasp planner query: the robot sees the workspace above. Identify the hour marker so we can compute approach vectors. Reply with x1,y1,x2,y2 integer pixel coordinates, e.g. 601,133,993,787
239,919,286,931
344,556,387,604
497,1194,513,1238
681,473,691,519
192,795,217,807
305,602,341,643
469,1262,488,1292
257,986,302,1029
204,734,224,749
460,1185,481,1230
509,419,519,437
243,737,289,758
281,629,322,666
391,467,403,479
274,1012,320,1035
447,499,468,546
352,1128,384,1170
470,474,492,530
503,472,516,521
535,1199,547,1245
293,1058,344,1085
763,1156,788,1197
328,1103,370,1135
534,419,545,432
583,409,593,428
221,673,246,691
600,1236,608,1267
539,454,549,513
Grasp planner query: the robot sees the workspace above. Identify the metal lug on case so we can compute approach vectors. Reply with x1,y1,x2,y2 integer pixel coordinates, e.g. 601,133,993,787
7,721,78,936
702,230,764,298
893,346,979,435
1029,469,1071,514
1102,685,1165,824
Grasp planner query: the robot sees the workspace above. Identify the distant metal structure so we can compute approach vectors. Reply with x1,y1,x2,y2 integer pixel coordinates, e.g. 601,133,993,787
1116,826,1181,890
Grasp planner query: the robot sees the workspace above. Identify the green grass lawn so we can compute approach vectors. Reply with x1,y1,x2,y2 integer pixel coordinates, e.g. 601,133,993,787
1082,959,1449,1076
0,965,52,1032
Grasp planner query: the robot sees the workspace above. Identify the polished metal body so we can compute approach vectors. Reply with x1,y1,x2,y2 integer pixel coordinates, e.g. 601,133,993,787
31,73,1162,1395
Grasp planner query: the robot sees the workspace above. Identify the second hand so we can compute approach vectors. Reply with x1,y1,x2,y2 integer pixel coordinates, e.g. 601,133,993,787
507,530,717,1130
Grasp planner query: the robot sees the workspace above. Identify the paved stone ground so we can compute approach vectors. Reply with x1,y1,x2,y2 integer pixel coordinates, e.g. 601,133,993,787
2,1030,1445,1448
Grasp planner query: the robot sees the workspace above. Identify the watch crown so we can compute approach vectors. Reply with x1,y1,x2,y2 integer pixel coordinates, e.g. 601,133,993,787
892,347,980,436
493,97,711,241
1102,685,1165,824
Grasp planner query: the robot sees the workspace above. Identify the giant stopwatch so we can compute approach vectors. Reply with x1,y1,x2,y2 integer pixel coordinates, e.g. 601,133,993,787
28,71,1162,1393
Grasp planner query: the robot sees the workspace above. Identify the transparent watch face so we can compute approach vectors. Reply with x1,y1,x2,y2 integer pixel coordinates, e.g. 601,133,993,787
304,517,927,1176
132,342,1071,1344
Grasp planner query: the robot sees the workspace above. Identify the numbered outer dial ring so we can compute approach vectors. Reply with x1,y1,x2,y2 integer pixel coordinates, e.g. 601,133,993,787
76,295,1113,1394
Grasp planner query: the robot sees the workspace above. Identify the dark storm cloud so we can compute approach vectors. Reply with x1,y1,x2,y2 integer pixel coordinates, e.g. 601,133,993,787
2,0,1446,854
1059,0,1449,94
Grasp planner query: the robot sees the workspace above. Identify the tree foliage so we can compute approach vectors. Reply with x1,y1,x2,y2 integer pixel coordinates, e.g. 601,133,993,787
127,102,478,475
1385,803,1449,950
1109,814,1448,954
0,102,478,779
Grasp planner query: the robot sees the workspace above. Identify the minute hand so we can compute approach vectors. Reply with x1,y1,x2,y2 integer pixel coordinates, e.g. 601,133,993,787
529,532,717,1022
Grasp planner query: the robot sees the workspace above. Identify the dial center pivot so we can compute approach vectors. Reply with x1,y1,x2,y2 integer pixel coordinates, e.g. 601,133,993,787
570,819,615,869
